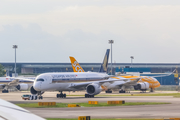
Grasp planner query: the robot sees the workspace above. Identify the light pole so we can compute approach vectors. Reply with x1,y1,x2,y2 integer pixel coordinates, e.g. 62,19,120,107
130,56,134,67
108,40,114,75
13,45,18,77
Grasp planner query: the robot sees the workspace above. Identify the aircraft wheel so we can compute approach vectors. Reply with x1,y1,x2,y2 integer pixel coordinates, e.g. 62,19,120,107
85,94,88,98
34,96,37,100
91,95,94,98
2,90,9,93
39,96,42,99
106,90,112,93
60,94,63,98
56,94,59,98
119,90,125,93
31,96,34,100
63,94,66,98
150,88,154,92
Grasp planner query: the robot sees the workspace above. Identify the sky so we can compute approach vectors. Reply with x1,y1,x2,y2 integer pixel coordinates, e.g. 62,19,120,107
0,0,180,63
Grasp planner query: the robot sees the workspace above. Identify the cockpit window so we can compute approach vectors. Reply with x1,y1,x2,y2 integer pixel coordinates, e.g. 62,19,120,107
36,79,44,82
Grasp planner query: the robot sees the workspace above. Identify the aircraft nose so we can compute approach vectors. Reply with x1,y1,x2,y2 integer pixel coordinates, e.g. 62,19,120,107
33,82,41,91
156,81,161,88
158,81,161,86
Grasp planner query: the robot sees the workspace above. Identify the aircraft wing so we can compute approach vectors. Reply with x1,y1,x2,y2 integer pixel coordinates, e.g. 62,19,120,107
0,80,20,90
0,99,45,120
69,77,141,89
13,77,35,82
6,78,34,86
0,78,35,90
108,72,174,88
69,72,173,90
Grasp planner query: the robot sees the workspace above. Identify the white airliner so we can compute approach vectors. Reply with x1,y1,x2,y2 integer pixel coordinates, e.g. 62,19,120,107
29,49,141,99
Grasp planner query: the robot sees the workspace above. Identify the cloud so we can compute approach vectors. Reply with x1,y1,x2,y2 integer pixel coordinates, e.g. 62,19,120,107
0,2,180,63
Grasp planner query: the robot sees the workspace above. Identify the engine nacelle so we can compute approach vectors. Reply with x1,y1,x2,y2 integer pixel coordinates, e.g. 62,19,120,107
86,84,102,95
30,86,44,95
30,86,38,94
16,83,28,91
134,82,149,90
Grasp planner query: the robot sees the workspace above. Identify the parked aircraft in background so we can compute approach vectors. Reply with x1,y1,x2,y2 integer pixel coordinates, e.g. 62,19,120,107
0,98,45,120
69,56,161,93
0,77,35,93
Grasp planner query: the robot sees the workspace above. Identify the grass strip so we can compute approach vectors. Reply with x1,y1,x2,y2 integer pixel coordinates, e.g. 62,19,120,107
173,95,180,98
67,93,180,97
16,102,170,108
46,118,155,120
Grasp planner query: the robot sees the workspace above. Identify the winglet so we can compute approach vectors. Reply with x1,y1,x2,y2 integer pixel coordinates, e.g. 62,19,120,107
99,49,110,73
69,56,85,72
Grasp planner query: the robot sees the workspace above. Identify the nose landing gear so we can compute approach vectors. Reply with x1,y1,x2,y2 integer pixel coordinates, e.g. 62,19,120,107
38,96,43,99
150,88,154,92
57,91,66,98
29,95,43,100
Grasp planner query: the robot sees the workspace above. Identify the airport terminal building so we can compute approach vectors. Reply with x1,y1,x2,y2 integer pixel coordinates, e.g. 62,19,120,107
1,62,180,85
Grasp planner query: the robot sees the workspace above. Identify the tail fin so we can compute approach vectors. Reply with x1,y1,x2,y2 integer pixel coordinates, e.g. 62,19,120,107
69,56,85,72
99,49,110,73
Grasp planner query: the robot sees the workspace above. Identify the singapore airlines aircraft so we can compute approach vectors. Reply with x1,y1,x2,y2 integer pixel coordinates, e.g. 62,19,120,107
69,56,161,93
29,49,141,99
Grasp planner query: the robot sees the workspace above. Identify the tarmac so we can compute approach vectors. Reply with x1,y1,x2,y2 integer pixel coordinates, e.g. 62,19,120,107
1,91,180,119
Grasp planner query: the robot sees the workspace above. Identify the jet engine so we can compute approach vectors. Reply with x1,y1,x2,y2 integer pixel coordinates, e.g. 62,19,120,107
30,86,38,94
30,86,44,95
134,82,149,91
16,83,29,91
86,84,102,95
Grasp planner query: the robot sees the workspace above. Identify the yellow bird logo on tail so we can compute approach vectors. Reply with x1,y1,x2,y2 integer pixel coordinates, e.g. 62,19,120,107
69,56,85,72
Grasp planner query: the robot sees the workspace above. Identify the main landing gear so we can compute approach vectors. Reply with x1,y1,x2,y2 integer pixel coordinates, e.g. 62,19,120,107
105,89,112,93
85,94,94,98
119,89,126,93
57,91,66,98
2,89,9,93
140,89,147,93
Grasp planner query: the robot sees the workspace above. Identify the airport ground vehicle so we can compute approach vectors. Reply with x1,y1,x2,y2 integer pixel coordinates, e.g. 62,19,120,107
22,94,43,100
21,94,31,100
